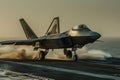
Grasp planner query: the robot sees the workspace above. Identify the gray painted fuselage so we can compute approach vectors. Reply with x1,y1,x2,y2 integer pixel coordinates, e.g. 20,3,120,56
0,24,101,50
38,24,101,49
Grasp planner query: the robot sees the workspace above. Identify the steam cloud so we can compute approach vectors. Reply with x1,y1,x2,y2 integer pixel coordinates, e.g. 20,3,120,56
77,47,112,60
0,45,40,59
0,45,112,60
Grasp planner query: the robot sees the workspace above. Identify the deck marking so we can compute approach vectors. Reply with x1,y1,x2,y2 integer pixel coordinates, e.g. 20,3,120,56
0,60,120,80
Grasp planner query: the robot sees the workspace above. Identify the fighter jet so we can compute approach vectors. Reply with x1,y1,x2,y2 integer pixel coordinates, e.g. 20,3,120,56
0,17,101,61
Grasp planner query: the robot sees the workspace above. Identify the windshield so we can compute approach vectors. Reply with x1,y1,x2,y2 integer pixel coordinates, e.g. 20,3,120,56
72,24,91,31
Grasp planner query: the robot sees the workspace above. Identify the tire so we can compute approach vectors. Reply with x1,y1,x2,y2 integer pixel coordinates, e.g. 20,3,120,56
33,47,38,51
39,51,46,60
64,49,67,55
66,50,72,58
73,55,78,62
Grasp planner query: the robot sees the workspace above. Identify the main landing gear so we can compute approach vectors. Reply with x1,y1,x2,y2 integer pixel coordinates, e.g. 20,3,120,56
64,48,78,61
38,50,48,60
33,47,47,60
64,49,72,58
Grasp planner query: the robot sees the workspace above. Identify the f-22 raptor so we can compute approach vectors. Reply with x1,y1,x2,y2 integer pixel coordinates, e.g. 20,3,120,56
0,17,101,61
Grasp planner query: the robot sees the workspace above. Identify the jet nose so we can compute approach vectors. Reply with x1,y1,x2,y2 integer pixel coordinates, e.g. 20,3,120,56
91,32,101,40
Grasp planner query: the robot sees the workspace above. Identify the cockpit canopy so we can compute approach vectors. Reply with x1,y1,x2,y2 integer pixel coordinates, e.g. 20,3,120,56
72,24,91,31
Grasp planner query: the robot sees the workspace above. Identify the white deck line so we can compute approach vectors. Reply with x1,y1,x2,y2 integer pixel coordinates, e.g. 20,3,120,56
0,60,120,80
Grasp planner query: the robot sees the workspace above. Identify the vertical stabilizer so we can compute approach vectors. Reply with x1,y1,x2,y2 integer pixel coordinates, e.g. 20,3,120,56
19,18,38,39
45,17,60,35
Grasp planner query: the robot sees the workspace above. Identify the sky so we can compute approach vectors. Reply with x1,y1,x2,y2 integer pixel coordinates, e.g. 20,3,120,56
0,0,119,39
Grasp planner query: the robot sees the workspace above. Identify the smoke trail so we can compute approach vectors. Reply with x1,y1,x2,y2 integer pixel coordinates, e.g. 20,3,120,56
0,45,16,54
0,45,40,59
0,45,112,60
46,47,112,60
46,50,67,60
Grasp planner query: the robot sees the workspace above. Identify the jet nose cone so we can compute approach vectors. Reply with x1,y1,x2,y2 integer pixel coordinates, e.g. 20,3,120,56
95,32,101,39
91,32,101,40
98,33,101,39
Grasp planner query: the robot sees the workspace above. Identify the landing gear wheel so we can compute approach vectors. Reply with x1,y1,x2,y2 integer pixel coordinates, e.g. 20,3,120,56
39,51,46,60
66,50,72,58
33,47,38,51
73,55,78,62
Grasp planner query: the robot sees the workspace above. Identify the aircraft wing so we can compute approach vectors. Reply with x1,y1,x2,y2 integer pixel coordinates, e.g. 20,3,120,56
0,39,37,45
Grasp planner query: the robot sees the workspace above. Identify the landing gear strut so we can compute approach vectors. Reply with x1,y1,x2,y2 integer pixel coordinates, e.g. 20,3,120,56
64,48,78,61
39,51,46,60
72,48,78,62
33,47,39,51
64,49,72,58
38,49,48,60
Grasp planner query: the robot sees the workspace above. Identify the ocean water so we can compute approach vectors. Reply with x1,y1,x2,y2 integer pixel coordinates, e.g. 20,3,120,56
87,38,120,57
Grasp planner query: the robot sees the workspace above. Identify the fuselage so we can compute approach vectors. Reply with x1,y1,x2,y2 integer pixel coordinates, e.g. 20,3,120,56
39,24,101,49
0,24,101,50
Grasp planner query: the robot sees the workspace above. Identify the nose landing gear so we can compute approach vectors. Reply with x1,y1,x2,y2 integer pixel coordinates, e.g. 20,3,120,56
64,48,78,61
72,50,78,62
72,48,78,62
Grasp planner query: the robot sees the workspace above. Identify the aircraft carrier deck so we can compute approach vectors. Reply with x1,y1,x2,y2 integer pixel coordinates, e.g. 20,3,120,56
0,57,120,80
